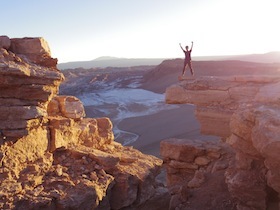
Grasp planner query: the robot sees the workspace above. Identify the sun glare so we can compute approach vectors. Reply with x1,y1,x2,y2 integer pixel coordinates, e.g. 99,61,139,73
184,0,280,56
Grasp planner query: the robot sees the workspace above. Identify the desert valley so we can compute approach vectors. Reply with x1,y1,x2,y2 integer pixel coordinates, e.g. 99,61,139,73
1,36,280,210
60,56,280,157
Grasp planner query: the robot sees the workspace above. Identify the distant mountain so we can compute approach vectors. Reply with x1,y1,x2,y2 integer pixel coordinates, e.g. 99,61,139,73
94,56,120,61
58,57,166,70
194,51,280,63
230,51,280,63
58,52,280,70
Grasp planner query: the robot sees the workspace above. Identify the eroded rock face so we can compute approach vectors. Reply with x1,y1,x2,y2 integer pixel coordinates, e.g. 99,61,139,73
0,37,64,141
0,36,164,210
227,105,280,209
166,75,280,138
10,37,58,67
48,95,86,119
160,138,235,210
164,75,280,209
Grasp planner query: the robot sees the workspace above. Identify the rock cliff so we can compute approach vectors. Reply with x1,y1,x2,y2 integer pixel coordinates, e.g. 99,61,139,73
0,36,166,210
163,75,280,209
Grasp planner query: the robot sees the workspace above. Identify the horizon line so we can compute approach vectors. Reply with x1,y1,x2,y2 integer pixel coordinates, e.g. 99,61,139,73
57,51,280,64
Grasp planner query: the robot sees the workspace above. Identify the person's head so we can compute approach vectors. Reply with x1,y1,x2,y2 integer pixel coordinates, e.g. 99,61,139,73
185,46,189,50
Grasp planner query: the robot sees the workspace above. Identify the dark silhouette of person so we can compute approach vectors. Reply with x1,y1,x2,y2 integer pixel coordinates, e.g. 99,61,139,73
180,42,194,76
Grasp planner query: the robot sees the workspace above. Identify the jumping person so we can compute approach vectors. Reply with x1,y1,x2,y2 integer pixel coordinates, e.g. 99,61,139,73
180,42,194,76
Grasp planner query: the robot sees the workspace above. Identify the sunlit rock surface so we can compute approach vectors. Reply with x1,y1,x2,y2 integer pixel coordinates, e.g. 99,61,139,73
166,76,280,138
164,75,280,209
0,36,165,210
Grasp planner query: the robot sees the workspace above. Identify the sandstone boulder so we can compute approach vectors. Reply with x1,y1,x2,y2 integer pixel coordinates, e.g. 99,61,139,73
10,37,51,55
0,35,11,49
108,146,162,209
48,117,114,152
48,95,85,119
10,37,57,67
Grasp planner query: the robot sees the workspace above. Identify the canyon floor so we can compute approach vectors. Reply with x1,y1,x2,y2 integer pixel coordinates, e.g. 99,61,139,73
60,64,221,157
60,60,280,157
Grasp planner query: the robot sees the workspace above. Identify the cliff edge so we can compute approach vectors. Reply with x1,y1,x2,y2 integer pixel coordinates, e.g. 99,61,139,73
0,36,167,210
163,75,280,209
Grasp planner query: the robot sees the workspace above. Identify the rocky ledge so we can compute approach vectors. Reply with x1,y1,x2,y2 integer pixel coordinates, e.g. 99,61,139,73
0,36,166,210
164,75,280,209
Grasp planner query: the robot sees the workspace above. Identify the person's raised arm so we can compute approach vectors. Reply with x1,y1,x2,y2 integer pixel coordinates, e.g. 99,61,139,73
190,41,193,51
179,43,184,52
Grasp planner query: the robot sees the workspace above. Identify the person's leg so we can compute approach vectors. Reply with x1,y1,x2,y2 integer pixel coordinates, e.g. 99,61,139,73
182,61,187,76
188,61,194,76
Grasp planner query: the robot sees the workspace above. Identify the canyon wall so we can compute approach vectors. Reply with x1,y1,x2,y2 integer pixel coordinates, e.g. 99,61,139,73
163,75,280,209
0,36,167,210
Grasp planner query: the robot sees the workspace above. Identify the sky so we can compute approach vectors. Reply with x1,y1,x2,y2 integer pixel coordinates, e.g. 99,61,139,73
1,0,280,63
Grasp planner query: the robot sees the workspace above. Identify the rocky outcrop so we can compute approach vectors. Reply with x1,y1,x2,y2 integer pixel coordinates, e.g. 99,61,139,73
226,104,280,210
166,76,280,138
10,37,58,67
164,75,280,209
48,95,86,119
0,36,63,140
0,36,11,49
160,138,235,210
0,36,165,210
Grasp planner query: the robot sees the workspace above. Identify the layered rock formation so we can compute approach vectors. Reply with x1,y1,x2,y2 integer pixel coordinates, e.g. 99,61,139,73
161,138,235,209
164,75,280,209
0,36,165,210
0,36,62,141
166,76,280,138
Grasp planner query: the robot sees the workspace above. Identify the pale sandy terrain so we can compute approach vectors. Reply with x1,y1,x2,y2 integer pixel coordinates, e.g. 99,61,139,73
84,104,215,157
117,104,217,157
